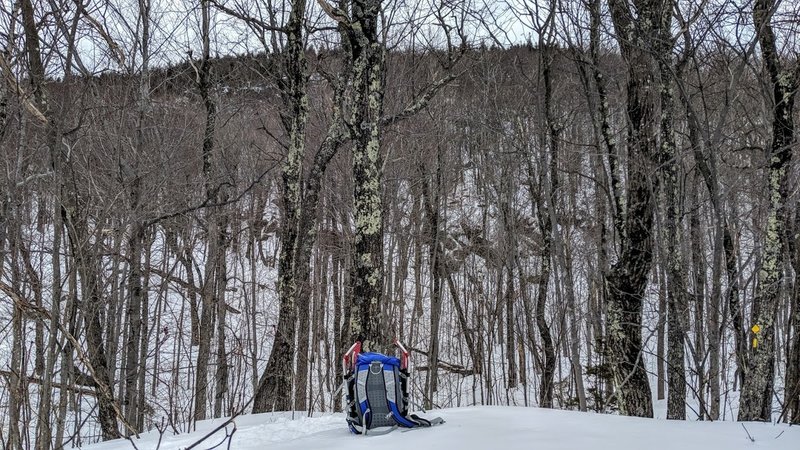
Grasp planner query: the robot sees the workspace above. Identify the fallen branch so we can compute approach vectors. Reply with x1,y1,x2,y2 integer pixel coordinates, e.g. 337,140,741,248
408,346,476,376
184,397,252,449
0,370,96,396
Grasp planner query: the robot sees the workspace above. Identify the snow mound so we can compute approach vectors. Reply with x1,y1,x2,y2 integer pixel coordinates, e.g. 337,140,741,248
84,406,799,450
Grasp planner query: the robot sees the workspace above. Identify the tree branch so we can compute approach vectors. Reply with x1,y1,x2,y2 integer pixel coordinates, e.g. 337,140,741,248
0,52,48,124
209,0,286,33
315,0,350,25
381,71,461,128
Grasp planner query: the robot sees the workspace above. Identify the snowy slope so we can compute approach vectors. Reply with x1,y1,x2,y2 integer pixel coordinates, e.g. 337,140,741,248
84,407,799,450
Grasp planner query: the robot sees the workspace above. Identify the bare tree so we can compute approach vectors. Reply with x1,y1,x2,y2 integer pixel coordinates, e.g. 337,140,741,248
653,1,688,420
246,0,348,412
19,0,125,439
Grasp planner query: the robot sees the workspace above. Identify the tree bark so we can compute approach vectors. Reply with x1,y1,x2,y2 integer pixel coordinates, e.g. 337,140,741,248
123,0,149,424
254,0,346,412
422,149,444,407
346,0,387,350
193,0,220,422
690,184,712,419
739,0,796,422
603,0,671,418
8,231,23,449
526,141,555,408
784,203,800,423
658,50,688,421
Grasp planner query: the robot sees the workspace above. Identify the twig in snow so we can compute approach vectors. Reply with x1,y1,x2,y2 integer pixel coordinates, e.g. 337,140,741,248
183,397,251,450
741,423,755,442
155,417,168,449
203,424,237,450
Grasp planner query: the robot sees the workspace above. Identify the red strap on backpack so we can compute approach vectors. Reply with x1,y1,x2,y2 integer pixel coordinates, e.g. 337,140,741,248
394,339,409,370
343,341,362,373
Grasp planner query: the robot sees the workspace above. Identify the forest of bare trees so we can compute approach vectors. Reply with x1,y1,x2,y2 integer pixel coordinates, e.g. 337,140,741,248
0,0,798,447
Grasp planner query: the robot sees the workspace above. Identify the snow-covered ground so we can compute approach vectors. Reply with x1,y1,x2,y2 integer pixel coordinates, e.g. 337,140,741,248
84,406,799,450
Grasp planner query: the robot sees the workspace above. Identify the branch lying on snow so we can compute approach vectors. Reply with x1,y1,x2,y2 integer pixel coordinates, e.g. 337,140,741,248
184,397,252,449
408,346,475,376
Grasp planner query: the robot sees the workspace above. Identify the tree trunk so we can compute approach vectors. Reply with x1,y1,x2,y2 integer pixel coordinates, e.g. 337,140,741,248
505,264,517,390
214,235,229,418
562,240,586,411
347,0,387,350
8,231,23,450
658,55,687,421
422,150,444,407
604,0,671,418
295,261,311,411
123,0,149,431
136,240,152,430
656,265,666,401
124,224,144,430
589,0,623,238
21,0,121,438
38,180,63,450
690,184,712,419
528,153,555,408
498,163,518,392
785,203,800,423
739,0,796,422
332,250,343,411
193,0,223,422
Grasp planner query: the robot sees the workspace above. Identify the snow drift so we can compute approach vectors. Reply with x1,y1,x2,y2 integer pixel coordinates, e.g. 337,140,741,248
84,406,799,450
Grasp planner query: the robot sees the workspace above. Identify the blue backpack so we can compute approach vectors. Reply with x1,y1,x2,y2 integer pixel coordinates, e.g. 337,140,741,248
343,341,444,434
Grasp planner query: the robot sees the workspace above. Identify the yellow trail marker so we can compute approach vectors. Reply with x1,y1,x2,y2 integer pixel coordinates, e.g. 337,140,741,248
753,338,758,349
751,324,761,334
